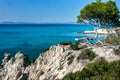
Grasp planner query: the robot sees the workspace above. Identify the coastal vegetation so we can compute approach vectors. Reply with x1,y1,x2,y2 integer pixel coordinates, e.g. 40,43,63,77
60,41,88,50
60,41,72,45
70,42,80,50
77,0,119,27
59,41,80,50
0,0,120,80
104,35,120,45
77,0,120,41
62,59,120,80
103,28,120,45
62,0,120,80
77,49,96,61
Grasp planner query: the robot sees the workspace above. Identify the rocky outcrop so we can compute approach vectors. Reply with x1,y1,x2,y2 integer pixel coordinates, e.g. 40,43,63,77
0,51,30,80
25,44,89,80
84,28,116,35
0,43,120,80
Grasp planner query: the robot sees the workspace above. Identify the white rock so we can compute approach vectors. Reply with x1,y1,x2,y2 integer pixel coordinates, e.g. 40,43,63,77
0,44,120,80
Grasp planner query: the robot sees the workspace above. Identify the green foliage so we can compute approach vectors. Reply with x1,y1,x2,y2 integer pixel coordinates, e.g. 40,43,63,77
60,41,72,45
77,0,119,27
104,36,120,45
62,59,120,80
84,49,96,60
103,28,120,45
77,16,84,23
70,42,80,50
77,49,96,61
113,46,120,55
96,0,101,2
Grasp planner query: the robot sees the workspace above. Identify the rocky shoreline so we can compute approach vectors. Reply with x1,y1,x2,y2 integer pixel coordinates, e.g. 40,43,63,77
0,41,120,80
0,28,120,80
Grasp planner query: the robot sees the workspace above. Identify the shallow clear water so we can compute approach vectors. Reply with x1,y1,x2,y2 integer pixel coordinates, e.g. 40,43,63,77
0,24,105,62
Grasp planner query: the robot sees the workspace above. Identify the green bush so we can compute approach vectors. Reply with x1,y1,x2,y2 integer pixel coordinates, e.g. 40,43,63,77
77,49,96,61
70,42,79,50
84,49,96,60
104,36,120,45
59,41,80,50
60,41,72,45
114,47,120,55
62,59,120,80
103,29,120,45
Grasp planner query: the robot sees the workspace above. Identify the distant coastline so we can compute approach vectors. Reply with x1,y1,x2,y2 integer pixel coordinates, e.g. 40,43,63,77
0,22,89,26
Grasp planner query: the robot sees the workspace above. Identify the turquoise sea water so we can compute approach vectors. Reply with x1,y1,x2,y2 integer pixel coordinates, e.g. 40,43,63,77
0,24,105,63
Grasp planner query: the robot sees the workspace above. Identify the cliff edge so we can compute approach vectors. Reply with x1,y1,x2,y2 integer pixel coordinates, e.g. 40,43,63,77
0,42,120,80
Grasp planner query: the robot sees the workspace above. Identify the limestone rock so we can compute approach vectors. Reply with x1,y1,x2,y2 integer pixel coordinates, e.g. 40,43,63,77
0,44,120,80
0,51,30,80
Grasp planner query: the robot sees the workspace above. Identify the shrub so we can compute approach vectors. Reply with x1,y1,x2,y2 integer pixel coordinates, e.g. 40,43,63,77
60,41,72,45
62,59,120,80
77,49,96,61
104,36,120,45
114,47,120,55
70,42,79,50
103,28,120,45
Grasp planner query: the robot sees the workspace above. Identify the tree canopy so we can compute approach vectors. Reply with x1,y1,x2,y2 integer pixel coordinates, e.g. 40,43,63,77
77,0,120,27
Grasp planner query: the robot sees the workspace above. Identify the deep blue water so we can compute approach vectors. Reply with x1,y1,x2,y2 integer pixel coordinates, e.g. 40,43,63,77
0,24,105,63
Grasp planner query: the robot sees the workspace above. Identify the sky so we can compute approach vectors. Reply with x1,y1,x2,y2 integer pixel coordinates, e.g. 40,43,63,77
0,0,120,23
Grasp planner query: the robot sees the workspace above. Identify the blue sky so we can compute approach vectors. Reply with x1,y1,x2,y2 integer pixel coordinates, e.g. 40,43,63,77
0,0,120,23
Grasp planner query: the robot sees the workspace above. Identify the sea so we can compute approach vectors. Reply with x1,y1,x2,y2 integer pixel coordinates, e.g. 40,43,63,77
0,24,105,63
